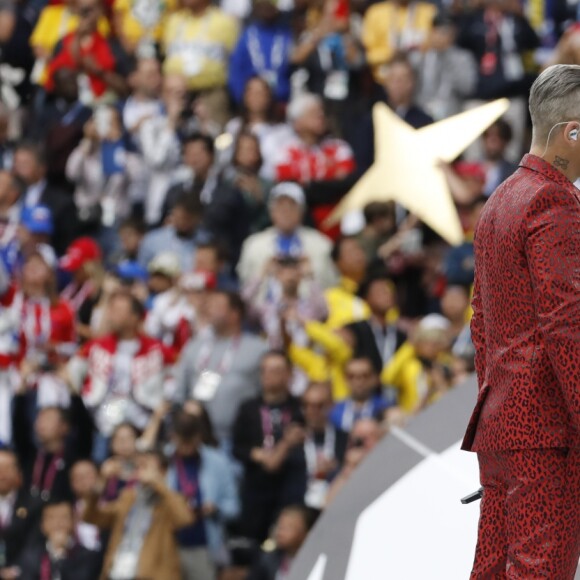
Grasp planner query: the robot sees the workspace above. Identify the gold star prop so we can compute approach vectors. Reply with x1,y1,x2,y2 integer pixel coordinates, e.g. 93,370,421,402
326,99,510,245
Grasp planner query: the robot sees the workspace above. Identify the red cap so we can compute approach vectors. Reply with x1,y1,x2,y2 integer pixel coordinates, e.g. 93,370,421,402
59,237,102,272
454,162,486,183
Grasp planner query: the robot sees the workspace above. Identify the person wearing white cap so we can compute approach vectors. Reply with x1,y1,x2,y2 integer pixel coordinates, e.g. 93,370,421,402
237,181,337,290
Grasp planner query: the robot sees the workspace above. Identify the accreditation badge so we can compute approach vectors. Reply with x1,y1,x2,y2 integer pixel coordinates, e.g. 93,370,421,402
192,370,222,402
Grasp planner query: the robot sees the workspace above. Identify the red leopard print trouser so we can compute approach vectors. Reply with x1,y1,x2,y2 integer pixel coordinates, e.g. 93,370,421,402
470,448,580,579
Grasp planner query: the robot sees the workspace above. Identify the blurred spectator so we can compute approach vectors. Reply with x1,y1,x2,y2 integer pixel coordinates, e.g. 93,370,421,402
100,423,138,501
362,0,436,82
69,459,102,551
290,1,364,131
325,417,383,505
229,1,293,105
222,75,285,178
193,241,238,291
162,0,239,127
246,505,314,580
114,218,146,265
82,449,193,580
456,0,539,100
69,290,176,462
17,498,101,580
481,119,518,197
59,237,103,314
237,182,337,290
14,249,77,394
0,449,40,574
66,106,141,253
270,93,356,235
12,366,93,502
232,350,306,545
243,255,327,351
137,73,186,226
382,314,452,417
168,411,240,578
356,202,397,264
410,12,477,120
44,0,127,103
147,251,181,298
325,236,369,330
302,382,347,510
0,106,13,171
26,68,92,186
440,285,471,344
354,54,433,171
13,142,79,255
144,252,196,350
113,0,174,56
139,194,206,272
343,273,405,374
223,131,273,235
122,57,163,137
30,0,110,86
329,356,394,434
164,133,250,262
176,290,268,449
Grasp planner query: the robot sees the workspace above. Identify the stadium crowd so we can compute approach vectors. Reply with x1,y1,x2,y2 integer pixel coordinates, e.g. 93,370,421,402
0,0,569,577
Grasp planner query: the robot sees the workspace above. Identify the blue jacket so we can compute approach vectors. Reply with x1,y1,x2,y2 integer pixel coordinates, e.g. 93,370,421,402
229,23,293,104
167,445,240,564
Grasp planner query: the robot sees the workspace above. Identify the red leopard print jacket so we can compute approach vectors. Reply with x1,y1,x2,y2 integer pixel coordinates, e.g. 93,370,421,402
463,154,580,451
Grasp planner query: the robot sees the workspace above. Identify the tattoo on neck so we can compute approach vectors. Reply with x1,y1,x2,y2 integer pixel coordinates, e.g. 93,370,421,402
554,155,570,170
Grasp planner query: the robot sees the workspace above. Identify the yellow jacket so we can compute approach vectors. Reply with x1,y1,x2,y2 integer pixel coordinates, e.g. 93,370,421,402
381,342,450,413
362,1,436,79
289,320,352,401
324,277,370,330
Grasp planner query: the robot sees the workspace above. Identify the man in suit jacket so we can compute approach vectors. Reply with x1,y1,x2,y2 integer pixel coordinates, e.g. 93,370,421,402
463,65,580,578
12,141,79,255
344,273,406,375
0,449,41,573
16,499,101,580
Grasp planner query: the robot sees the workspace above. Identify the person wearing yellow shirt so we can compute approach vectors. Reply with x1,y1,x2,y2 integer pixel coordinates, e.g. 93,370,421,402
361,0,437,82
113,0,176,54
381,314,453,416
162,0,239,126
30,0,110,83
325,236,370,330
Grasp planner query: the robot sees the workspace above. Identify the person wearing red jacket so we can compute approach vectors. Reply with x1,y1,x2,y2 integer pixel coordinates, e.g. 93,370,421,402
69,289,177,463
463,64,580,578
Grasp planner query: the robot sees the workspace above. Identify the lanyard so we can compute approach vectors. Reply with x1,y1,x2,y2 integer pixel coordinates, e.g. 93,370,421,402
304,426,336,477
371,321,398,365
389,4,417,51
247,26,286,75
341,400,373,432
195,335,241,375
260,406,291,449
40,553,52,580
31,451,63,501
19,295,52,352
175,456,199,507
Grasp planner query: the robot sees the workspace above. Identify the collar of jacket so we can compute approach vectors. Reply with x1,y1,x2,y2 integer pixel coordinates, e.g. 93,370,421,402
519,153,574,188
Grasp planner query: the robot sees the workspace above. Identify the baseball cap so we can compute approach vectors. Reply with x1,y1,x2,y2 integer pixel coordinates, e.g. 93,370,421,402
115,260,149,283
148,252,181,279
59,237,102,272
180,270,217,291
270,182,305,207
21,205,54,236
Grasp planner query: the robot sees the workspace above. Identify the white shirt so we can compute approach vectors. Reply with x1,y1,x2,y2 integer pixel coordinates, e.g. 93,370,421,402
0,490,16,527
24,179,47,208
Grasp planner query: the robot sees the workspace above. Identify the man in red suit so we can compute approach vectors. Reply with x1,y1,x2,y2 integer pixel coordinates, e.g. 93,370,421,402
463,64,580,579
